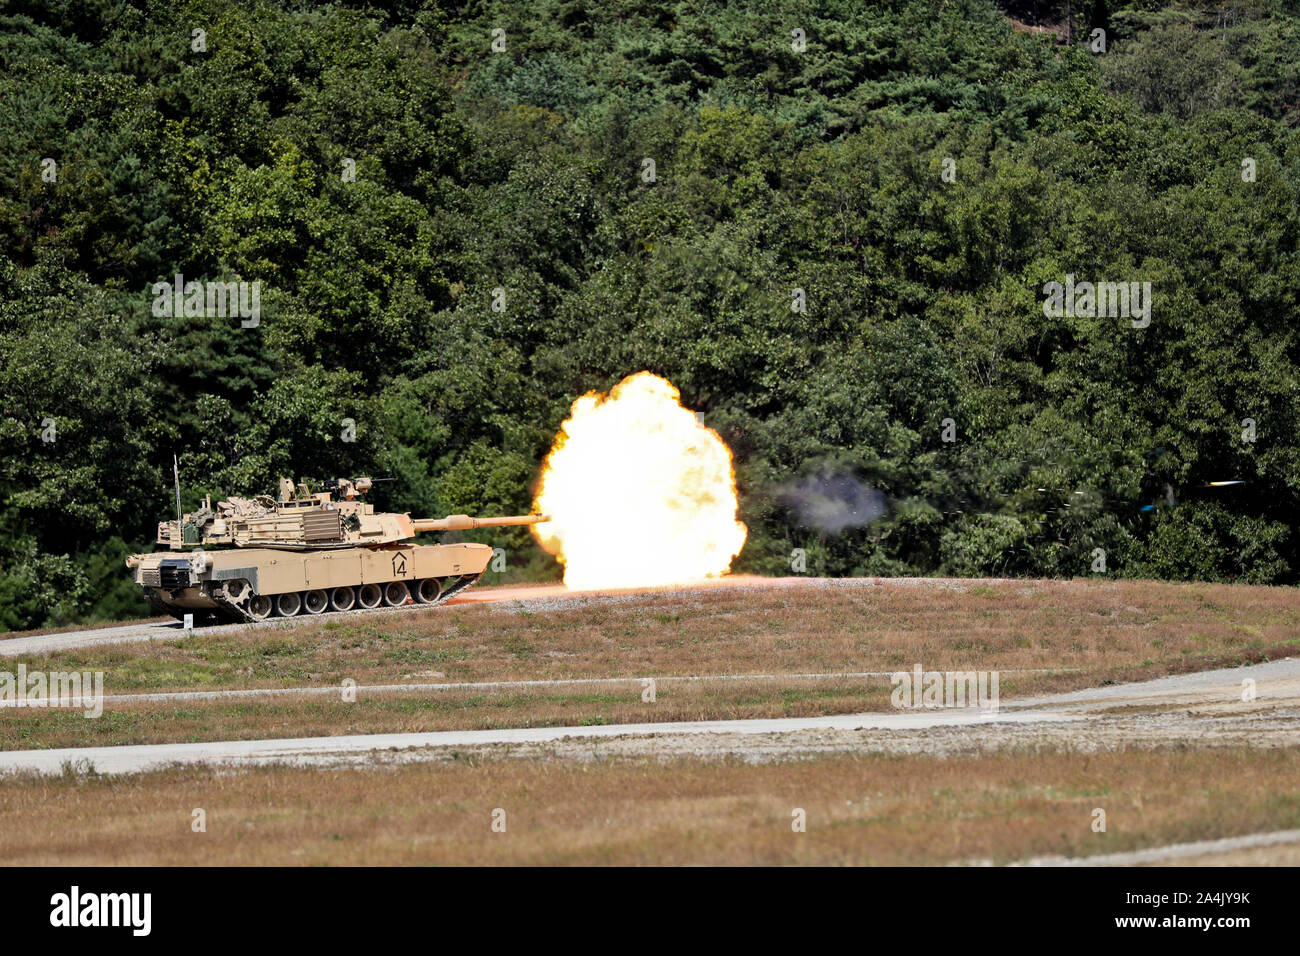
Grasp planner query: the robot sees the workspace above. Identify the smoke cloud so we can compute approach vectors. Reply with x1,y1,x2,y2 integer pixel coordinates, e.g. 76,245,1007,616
778,470,888,534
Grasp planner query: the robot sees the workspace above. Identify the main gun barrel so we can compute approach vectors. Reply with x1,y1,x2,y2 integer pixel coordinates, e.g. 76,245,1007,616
411,514,550,533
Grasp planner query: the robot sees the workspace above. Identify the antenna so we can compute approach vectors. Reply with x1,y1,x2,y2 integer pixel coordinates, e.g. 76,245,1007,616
174,454,182,524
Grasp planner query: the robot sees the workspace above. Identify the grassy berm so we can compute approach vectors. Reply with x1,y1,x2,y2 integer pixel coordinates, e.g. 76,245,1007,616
3,577,1299,750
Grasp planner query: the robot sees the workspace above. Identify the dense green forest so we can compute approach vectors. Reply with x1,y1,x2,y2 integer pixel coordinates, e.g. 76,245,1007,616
2,0,1299,629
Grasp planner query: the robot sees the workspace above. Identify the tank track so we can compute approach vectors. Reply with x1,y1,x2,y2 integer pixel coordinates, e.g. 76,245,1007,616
195,572,485,625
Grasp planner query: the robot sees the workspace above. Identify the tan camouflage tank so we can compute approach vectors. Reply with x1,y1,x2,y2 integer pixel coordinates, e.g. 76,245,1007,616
126,477,547,623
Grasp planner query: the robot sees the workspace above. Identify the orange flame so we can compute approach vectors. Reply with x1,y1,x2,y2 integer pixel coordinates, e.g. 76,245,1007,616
532,372,748,589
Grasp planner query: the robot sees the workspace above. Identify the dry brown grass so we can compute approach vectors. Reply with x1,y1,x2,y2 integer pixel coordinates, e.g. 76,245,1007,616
2,746,1297,865
13,578,1300,689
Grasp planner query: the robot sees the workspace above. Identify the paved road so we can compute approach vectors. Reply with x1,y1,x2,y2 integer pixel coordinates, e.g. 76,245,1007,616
1011,828,1300,867
0,708,1081,775
999,656,1300,712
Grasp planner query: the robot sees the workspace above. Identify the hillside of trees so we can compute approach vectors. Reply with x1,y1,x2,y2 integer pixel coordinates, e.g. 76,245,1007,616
2,0,1299,629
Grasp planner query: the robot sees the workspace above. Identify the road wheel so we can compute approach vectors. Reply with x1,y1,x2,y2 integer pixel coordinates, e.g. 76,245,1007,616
414,578,442,604
303,589,328,615
357,583,382,609
329,586,355,612
275,592,302,617
383,581,410,607
247,594,272,621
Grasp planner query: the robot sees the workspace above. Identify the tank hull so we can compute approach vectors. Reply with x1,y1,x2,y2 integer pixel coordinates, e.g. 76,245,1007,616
129,542,495,623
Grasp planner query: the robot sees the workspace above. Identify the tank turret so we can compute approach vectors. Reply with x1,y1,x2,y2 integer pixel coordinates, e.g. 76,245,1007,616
153,477,547,551
128,477,549,624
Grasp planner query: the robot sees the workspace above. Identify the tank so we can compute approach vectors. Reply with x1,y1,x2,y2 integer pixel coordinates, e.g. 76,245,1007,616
125,477,548,623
